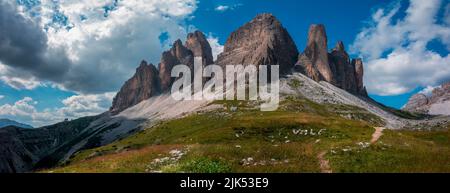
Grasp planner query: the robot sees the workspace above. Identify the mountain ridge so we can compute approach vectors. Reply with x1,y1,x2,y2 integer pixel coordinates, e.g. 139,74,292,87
110,30,213,115
403,82,450,115
0,119,33,129
111,13,368,116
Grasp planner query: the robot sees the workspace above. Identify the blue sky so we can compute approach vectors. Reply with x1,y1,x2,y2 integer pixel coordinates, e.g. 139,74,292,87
191,0,391,51
0,0,449,126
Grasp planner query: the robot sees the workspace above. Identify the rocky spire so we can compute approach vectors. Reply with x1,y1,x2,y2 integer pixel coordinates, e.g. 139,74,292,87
296,24,367,96
300,24,335,83
159,39,194,91
185,30,214,66
352,58,366,95
329,41,351,90
110,60,160,115
216,13,299,74
111,31,215,114
334,41,345,52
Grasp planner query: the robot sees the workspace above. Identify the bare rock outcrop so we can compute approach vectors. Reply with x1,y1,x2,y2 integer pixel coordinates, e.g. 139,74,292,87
185,31,214,66
216,13,298,75
352,58,367,95
110,61,161,115
111,31,213,115
403,82,450,115
329,41,352,91
295,24,367,96
403,94,429,113
297,24,335,83
159,40,194,91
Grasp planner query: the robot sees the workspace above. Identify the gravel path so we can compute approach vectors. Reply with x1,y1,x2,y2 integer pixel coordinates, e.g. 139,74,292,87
317,151,332,173
371,127,385,144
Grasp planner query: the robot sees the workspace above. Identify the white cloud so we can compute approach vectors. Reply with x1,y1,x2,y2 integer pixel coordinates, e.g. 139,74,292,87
0,1,226,126
215,5,230,12
207,34,224,61
0,97,37,118
214,4,242,12
0,64,42,90
351,0,450,96
1,0,198,94
59,92,115,118
0,93,114,127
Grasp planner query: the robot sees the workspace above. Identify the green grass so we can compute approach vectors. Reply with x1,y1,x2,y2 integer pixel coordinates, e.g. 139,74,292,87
41,99,450,173
328,129,450,173
180,157,232,173
373,100,429,120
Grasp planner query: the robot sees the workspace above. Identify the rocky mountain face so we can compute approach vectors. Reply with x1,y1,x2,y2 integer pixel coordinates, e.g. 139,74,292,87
295,25,367,96
403,82,450,115
298,24,334,83
0,119,33,129
215,13,299,75
185,31,214,66
111,14,369,116
159,39,194,91
111,31,213,115
110,61,160,115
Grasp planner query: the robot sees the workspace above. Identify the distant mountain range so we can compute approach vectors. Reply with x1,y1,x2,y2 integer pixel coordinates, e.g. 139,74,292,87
0,119,33,129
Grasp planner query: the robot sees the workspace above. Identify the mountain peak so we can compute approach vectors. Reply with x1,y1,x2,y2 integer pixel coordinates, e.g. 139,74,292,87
185,30,213,65
302,24,334,83
307,24,328,49
334,41,345,52
173,39,183,47
138,60,149,68
111,30,214,114
296,24,367,96
252,13,276,22
0,119,33,129
216,13,298,74
110,62,160,115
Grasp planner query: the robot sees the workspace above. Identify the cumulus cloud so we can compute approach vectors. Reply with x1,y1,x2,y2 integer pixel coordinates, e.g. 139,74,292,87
0,1,70,90
0,1,229,125
0,62,42,89
0,0,198,93
351,0,450,96
207,34,224,61
0,97,40,124
0,93,115,127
